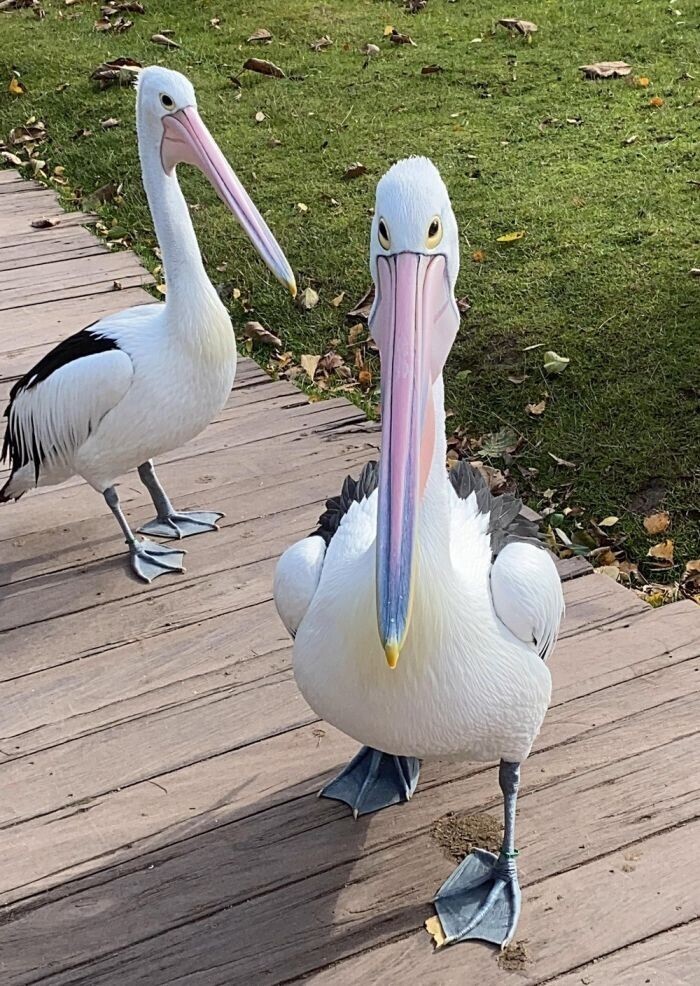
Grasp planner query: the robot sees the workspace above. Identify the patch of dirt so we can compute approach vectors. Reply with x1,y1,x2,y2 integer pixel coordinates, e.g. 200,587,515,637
429,810,502,862
499,939,529,971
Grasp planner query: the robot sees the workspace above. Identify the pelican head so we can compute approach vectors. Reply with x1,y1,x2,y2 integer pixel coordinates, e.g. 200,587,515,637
136,66,296,296
369,157,461,667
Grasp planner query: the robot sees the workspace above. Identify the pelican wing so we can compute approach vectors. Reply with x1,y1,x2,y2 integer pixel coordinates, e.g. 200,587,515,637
273,461,379,636
2,327,134,491
449,460,564,661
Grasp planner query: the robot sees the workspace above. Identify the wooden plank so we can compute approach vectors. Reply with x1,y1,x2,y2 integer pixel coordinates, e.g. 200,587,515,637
2,684,697,984
548,919,700,986
0,266,150,312
0,250,150,296
0,228,108,269
0,171,43,190
0,187,73,217
1,599,693,908
0,210,94,237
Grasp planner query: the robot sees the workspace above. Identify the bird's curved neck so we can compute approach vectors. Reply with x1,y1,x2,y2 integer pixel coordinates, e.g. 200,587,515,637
138,122,217,313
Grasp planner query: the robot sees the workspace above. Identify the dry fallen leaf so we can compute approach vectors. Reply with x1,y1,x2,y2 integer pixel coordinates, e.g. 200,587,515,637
548,452,577,468
300,354,321,380
254,110,266,123
647,539,674,562
1,151,23,166
358,367,372,390
330,291,345,308
90,57,142,89
242,321,282,348
389,29,417,46
342,162,367,181
649,96,664,108
543,350,570,375
8,76,26,96
526,399,547,416
471,249,486,263
498,19,538,35
643,511,670,535
497,230,526,243
310,35,333,51
30,216,60,229
479,426,520,457
151,33,181,48
361,43,380,56
247,27,272,43
100,117,120,129
599,516,619,528
298,287,319,311
421,64,443,75
635,76,650,87
242,57,286,79
579,61,632,79
347,285,375,321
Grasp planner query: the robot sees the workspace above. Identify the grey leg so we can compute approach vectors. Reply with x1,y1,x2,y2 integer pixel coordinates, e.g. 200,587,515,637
320,746,421,818
432,760,522,948
103,486,186,583
137,460,223,539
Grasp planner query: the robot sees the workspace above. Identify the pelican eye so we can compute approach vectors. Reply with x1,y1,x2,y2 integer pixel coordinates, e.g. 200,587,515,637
426,216,443,249
160,93,175,110
377,218,391,250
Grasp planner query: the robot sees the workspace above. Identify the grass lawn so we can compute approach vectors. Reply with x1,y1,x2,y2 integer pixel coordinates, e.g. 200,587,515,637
1,0,698,583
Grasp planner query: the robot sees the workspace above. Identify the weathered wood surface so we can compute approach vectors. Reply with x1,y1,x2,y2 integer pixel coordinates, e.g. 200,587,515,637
1,170,698,986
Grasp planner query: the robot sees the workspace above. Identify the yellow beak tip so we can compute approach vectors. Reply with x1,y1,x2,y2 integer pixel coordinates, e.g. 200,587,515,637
289,280,297,299
384,642,400,669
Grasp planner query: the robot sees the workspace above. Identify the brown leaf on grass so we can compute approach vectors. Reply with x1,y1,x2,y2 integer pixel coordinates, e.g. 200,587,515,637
318,352,346,375
649,96,664,108
8,76,26,96
389,29,417,46
405,0,427,11
1,150,23,166
30,216,60,229
101,117,120,129
526,399,546,416
579,61,631,79
479,427,520,457
9,121,46,146
254,111,266,123
71,127,93,139
242,321,282,348
297,286,319,310
347,285,375,321
471,460,508,494
300,354,320,380
242,57,285,79
360,43,380,56
471,249,486,262
247,27,272,43
209,17,221,29
90,57,142,89
548,452,577,468
647,539,674,563
421,64,443,75
456,296,471,314
498,19,538,35
330,291,345,307
151,33,181,48
358,367,373,389
643,511,670,535
342,161,367,180
310,35,333,51
0,0,39,8
347,322,365,344
84,181,123,207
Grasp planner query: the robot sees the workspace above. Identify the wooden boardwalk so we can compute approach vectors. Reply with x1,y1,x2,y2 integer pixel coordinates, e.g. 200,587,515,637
0,169,698,985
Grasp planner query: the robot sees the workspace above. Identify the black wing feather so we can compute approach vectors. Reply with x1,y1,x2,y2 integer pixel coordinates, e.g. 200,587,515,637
313,460,379,545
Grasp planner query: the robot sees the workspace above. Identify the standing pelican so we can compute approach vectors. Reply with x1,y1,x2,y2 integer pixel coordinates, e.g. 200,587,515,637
274,158,564,948
1,66,295,581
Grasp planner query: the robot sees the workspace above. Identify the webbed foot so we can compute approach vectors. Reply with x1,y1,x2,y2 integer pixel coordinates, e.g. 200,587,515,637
432,848,521,948
320,746,420,817
130,538,186,583
138,510,224,539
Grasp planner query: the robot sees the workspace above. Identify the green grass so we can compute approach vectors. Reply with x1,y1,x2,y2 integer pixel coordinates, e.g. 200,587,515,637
1,0,699,572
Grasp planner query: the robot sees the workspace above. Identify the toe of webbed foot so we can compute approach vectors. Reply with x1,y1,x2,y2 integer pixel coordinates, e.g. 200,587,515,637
138,510,224,540
431,849,521,948
320,746,420,817
130,539,186,582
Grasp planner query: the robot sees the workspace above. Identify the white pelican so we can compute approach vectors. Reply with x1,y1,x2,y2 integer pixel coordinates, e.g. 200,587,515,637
1,67,295,581
274,158,564,948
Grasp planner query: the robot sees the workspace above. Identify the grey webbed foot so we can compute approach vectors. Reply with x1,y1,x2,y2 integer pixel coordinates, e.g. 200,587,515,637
130,538,186,582
320,746,420,817
138,510,224,540
433,848,521,947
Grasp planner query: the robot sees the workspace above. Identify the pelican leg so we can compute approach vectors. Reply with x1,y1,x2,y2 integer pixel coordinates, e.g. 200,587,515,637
431,761,522,949
320,746,420,818
136,460,223,539
104,486,186,583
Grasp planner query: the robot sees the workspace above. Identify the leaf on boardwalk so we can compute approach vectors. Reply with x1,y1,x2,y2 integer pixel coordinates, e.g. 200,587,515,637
30,216,60,228
579,61,631,79
425,915,447,949
242,321,282,348
242,58,285,79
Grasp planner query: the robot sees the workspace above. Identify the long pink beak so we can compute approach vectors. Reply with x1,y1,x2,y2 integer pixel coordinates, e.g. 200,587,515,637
373,252,453,667
161,106,296,295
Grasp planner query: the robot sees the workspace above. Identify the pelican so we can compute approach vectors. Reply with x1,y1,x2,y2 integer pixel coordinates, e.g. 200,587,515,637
1,66,295,582
274,158,564,948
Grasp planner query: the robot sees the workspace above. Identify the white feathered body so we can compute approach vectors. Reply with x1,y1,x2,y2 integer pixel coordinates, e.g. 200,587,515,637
4,294,235,497
277,473,563,765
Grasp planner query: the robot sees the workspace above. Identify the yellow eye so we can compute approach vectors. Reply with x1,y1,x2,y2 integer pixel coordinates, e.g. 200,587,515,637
377,218,391,250
160,93,175,110
426,216,443,249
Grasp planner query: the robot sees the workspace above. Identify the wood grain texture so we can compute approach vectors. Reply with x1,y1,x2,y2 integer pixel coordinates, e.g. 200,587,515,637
2,170,698,986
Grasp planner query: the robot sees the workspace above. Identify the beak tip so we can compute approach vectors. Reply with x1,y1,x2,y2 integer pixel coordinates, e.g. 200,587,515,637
384,641,400,669
289,280,297,299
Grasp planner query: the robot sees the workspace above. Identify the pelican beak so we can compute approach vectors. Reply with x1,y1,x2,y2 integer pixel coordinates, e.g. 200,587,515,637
160,106,296,296
373,252,452,667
